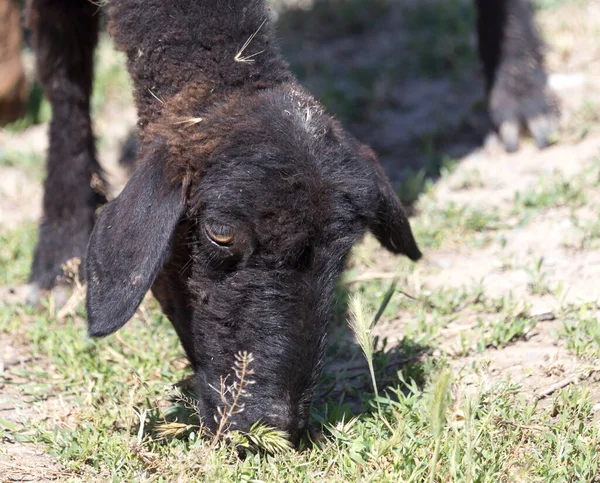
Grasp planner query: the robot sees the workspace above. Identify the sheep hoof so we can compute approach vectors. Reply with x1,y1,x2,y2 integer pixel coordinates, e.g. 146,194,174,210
489,65,558,153
527,114,557,150
499,121,520,154
494,110,558,154
22,283,41,306
21,283,70,309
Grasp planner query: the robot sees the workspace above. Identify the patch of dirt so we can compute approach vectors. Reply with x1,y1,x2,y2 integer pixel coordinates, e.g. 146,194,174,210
0,124,45,230
0,333,67,482
0,447,64,483
396,126,600,409
0,167,41,230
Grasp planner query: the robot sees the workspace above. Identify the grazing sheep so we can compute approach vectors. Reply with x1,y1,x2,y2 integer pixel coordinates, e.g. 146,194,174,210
23,0,552,443
28,0,422,443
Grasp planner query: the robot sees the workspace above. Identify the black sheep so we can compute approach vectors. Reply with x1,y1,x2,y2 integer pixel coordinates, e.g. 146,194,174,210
24,0,553,443
88,0,421,443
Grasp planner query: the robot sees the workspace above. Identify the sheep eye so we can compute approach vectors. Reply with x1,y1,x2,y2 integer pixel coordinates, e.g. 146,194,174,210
205,223,234,247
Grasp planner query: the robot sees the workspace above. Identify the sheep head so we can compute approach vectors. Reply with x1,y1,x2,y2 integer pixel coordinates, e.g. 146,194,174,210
85,85,421,444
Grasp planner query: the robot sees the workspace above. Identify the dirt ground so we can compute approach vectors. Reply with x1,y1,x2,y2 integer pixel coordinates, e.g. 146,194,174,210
2,0,600,480
0,343,65,481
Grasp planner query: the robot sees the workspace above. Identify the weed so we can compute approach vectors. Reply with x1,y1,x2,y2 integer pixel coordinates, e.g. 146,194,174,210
0,222,37,286
561,304,600,360
415,198,502,249
210,351,256,446
479,316,538,351
514,170,587,217
526,256,552,296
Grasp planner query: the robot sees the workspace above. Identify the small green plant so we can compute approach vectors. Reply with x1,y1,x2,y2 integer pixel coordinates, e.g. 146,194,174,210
571,214,600,250
561,304,600,359
479,316,538,350
348,291,380,401
525,256,552,296
236,421,292,454
514,171,587,215
0,222,37,286
452,168,485,190
427,369,452,483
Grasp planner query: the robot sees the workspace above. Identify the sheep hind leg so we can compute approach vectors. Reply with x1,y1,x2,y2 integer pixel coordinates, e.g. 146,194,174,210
475,0,558,153
26,0,106,302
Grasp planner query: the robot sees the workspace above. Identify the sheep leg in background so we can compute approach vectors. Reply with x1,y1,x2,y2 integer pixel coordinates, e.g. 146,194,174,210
0,0,27,126
26,0,106,299
475,0,557,152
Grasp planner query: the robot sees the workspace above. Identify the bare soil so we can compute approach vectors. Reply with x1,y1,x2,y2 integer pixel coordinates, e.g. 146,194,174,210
1,334,65,482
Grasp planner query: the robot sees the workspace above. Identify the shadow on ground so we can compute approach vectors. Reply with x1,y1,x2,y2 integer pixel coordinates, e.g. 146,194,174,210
274,0,493,203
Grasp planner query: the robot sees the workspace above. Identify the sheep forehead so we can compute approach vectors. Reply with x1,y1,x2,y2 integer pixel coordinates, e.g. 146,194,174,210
202,165,333,226
160,86,335,185
177,88,367,234
195,158,365,252
283,88,324,135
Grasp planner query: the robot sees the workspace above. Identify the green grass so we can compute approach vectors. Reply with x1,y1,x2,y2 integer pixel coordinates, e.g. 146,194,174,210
451,168,485,191
413,198,503,249
563,99,600,143
91,36,133,115
0,148,45,179
561,304,600,360
477,315,538,351
277,0,477,128
2,292,599,481
514,170,588,215
2,82,52,133
276,0,390,40
572,215,600,250
534,0,587,11
525,257,553,296
1,218,599,481
0,222,37,286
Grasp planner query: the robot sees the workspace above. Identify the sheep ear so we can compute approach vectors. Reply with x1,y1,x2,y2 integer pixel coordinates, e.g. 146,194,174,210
362,146,422,261
86,145,185,337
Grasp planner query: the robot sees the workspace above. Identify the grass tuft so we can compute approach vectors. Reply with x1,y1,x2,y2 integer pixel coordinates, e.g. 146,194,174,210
428,369,452,483
348,291,379,401
237,421,293,454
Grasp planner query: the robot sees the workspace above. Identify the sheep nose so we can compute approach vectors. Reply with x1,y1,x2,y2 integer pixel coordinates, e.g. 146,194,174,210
262,403,305,445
